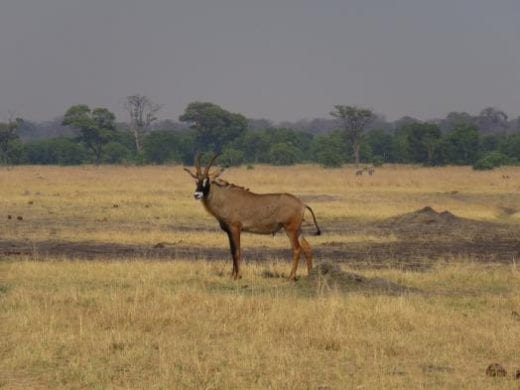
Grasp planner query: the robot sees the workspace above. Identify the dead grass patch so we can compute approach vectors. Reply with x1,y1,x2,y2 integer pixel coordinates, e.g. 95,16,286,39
1,259,519,388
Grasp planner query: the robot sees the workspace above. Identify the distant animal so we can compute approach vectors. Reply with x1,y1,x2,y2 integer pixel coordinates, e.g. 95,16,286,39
368,168,375,176
485,363,507,377
355,170,363,176
184,153,321,280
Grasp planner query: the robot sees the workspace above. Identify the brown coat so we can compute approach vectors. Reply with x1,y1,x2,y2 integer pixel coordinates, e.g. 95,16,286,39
203,182,306,235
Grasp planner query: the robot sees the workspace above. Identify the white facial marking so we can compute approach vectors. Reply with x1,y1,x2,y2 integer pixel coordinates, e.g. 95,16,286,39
203,178,208,187
194,191,204,200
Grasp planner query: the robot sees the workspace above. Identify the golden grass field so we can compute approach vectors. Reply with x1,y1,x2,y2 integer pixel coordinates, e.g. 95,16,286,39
0,164,518,246
1,164,520,388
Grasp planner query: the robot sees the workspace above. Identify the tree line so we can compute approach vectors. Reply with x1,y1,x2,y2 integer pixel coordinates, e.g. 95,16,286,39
1,99,519,170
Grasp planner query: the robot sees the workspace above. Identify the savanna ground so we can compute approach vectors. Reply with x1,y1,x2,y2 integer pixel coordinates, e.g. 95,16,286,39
1,164,519,389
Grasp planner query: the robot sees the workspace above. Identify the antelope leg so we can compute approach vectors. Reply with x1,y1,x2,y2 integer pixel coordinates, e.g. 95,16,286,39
221,221,242,279
285,228,302,280
230,225,242,279
300,236,313,274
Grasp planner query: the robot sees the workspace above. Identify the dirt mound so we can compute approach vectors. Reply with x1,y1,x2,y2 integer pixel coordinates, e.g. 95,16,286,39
384,206,460,226
303,261,418,295
378,206,499,240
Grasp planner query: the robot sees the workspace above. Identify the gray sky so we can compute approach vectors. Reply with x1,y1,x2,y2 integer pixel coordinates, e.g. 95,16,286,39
1,0,520,123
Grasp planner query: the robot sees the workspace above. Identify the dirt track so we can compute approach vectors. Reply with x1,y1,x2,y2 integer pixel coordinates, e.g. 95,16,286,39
0,236,517,265
2,208,519,269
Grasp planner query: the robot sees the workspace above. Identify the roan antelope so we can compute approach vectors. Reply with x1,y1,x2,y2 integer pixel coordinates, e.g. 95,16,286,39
184,154,321,280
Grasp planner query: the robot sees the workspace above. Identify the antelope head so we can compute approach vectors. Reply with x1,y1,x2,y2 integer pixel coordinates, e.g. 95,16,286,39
183,153,224,200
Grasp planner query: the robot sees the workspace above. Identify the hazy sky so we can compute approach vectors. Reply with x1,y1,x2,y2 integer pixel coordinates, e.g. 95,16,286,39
1,0,519,123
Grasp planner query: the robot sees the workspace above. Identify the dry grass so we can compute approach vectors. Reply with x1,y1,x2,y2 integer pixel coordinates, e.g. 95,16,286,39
0,164,519,246
1,259,519,389
1,164,520,388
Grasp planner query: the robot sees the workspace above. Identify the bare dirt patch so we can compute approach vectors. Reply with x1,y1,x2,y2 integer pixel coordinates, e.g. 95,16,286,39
321,207,519,267
298,194,340,203
1,207,518,269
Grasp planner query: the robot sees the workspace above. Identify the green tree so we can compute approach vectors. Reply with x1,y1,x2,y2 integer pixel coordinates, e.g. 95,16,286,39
365,129,394,162
391,127,412,163
479,134,502,155
330,105,375,166
234,127,312,164
25,138,87,165
62,105,117,163
435,124,480,165
477,107,508,134
142,130,197,165
269,142,299,165
239,131,271,163
142,131,181,164
499,133,520,163
311,131,344,167
439,111,474,133
0,117,23,164
102,142,131,164
179,102,247,153
402,122,441,164
220,147,245,167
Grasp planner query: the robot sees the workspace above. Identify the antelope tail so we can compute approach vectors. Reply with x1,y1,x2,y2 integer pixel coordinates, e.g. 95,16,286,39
305,205,321,236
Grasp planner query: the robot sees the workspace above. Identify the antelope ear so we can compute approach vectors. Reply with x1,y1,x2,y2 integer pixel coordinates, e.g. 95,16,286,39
211,167,225,180
183,167,197,179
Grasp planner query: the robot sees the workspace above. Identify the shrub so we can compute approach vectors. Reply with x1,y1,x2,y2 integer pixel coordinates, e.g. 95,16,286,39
371,155,385,167
473,151,511,170
472,158,494,170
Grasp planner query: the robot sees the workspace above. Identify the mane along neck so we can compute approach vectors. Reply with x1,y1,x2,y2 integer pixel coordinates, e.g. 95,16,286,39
212,179,250,193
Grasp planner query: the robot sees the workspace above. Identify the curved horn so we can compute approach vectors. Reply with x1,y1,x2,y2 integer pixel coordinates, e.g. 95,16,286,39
204,153,221,176
195,152,202,176
183,167,197,179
